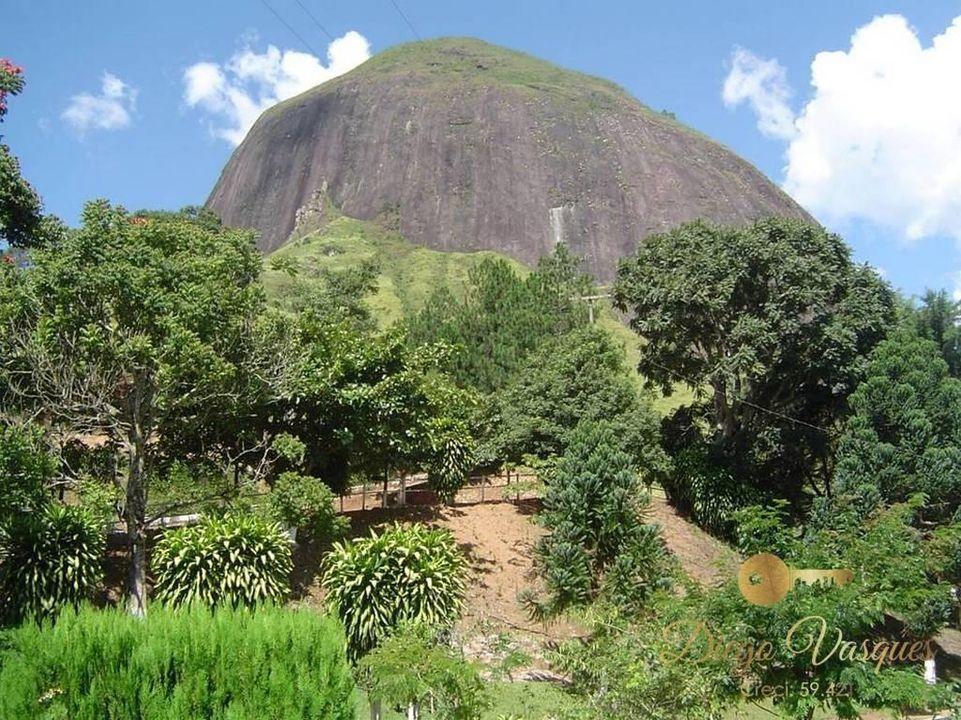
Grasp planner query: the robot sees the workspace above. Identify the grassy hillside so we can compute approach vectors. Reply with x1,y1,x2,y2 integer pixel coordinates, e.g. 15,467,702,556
262,214,695,414
263,214,528,325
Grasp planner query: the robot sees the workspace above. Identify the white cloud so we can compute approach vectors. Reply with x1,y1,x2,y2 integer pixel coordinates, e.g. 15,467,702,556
62,72,136,134
724,14,961,245
184,30,371,145
722,47,796,141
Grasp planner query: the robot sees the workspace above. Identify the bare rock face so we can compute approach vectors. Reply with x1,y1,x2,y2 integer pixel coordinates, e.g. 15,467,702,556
207,38,811,280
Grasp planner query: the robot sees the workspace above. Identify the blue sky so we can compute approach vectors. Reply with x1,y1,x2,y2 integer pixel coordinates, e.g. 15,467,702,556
4,0,961,297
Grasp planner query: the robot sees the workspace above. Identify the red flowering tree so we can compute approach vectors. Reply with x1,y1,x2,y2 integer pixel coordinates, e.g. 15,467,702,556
0,60,60,249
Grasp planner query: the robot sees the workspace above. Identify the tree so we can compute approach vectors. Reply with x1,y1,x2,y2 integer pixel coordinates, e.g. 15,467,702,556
0,201,264,614
703,499,957,720
529,421,672,618
829,329,961,522
477,325,666,471
264,311,476,496
912,289,961,377
0,60,61,249
613,217,894,503
321,523,467,662
358,624,487,720
408,246,590,393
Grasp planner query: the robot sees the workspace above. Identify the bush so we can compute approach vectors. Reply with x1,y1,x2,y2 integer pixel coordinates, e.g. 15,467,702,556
532,421,670,617
358,624,488,720
322,523,467,660
0,605,355,720
153,513,292,609
663,446,757,539
0,422,55,520
0,504,103,625
267,472,348,541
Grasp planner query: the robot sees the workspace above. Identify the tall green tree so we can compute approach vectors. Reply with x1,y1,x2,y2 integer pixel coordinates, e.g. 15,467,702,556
0,201,264,614
613,218,894,503
912,288,961,376
530,420,671,618
408,245,590,392
829,328,961,521
477,325,665,471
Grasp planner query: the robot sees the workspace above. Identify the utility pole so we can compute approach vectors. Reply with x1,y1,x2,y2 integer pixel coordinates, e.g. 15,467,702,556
574,293,612,323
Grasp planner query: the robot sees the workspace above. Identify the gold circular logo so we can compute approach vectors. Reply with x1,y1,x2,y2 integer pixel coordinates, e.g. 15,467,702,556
738,553,791,607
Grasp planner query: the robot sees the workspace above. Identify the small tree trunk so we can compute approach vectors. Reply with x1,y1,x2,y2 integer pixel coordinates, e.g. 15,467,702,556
369,699,381,720
407,700,419,720
382,470,389,509
125,379,150,617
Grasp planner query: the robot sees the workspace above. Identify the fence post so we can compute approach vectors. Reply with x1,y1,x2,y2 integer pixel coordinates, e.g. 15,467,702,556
362,479,367,511
383,471,389,509
480,475,485,503
399,474,406,507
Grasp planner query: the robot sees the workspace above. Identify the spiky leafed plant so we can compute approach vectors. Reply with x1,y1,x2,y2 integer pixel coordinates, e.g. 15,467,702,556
153,513,292,609
0,504,104,625
321,523,467,661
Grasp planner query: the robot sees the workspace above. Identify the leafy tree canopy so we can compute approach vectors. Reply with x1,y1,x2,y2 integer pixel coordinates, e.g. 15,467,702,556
614,217,894,502
0,200,264,614
477,325,665,471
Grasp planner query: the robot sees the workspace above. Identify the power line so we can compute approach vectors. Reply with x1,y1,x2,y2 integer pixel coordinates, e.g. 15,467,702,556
291,0,335,41
257,0,323,56
387,0,421,40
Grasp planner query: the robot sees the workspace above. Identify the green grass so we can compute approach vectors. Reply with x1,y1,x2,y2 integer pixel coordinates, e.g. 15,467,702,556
263,214,527,327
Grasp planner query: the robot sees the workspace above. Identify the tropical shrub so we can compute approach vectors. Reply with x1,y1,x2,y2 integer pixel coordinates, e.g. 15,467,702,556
153,513,292,608
0,605,355,720
531,421,671,617
663,445,758,539
0,504,103,625
267,472,348,541
322,523,467,660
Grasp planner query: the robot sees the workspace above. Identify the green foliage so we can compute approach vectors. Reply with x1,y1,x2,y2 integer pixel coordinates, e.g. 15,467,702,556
830,328,961,521
478,326,667,471
264,311,476,491
153,513,292,609
704,499,957,718
262,213,526,328
358,624,488,719
322,523,467,660
551,600,736,720
425,417,475,502
408,246,590,393
0,60,60,249
0,504,103,626
267,471,348,541
0,605,355,720
0,200,267,611
664,444,759,539
912,288,961,376
731,499,796,558
614,217,894,503
0,421,55,520
531,421,671,617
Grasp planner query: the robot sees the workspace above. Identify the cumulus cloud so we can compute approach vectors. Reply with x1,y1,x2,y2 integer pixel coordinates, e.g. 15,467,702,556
62,72,136,134
722,47,796,140
184,30,371,145
723,14,961,245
